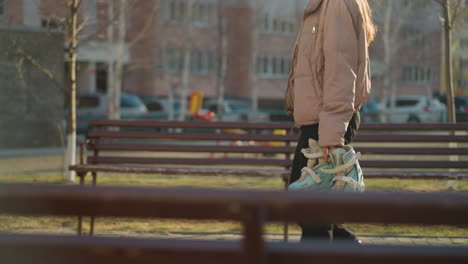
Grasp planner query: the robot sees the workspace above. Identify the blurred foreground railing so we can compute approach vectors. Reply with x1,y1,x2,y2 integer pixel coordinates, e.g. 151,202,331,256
0,184,468,264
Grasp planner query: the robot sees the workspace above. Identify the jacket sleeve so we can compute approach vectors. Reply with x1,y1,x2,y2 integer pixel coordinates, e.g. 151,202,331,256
318,0,359,147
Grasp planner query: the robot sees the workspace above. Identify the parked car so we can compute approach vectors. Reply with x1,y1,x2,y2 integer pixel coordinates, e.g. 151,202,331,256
143,97,181,120
455,97,468,122
204,99,270,122
260,108,293,122
76,93,148,133
143,97,214,121
360,100,382,123
435,96,468,122
384,96,447,123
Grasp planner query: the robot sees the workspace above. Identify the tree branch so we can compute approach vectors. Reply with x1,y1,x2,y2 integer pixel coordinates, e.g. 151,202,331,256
11,40,57,82
451,0,462,25
128,0,159,48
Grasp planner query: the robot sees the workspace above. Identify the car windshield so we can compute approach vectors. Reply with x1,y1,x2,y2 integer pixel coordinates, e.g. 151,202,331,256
455,97,468,108
387,99,419,107
228,101,251,111
121,95,144,108
77,96,99,108
363,102,380,111
230,103,250,111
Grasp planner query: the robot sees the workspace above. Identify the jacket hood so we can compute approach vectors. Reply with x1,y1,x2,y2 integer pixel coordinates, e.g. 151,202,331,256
305,0,324,14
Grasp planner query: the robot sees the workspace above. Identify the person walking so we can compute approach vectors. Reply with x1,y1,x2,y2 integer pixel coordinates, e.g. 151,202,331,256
285,0,376,242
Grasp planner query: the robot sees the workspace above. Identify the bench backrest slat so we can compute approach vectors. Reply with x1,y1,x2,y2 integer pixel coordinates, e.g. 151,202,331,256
88,131,297,142
88,131,468,143
89,120,468,131
92,143,295,154
87,157,292,167
87,157,468,169
91,143,468,156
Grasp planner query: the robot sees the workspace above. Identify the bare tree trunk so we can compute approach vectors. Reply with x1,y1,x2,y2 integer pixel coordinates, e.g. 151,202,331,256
160,41,175,121
250,0,259,122
110,0,127,121
179,0,194,121
64,0,82,183
107,0,115,118
379,0,393,123
216,0,227,121
442,0,456,123
168,84,175,120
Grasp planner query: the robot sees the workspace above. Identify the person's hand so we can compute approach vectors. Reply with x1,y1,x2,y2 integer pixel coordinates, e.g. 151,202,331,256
323,146,338,162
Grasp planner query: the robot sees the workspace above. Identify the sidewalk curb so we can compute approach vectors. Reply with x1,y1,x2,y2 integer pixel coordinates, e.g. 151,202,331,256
0,148,64,158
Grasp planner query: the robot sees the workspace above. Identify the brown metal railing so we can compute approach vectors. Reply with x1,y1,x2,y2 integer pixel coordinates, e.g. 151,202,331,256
0,184,468,264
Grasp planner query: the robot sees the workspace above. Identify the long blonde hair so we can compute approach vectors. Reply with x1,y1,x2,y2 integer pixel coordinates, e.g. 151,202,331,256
357,0,377,45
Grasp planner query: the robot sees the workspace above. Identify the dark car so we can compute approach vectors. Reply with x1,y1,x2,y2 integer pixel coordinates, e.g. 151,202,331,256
435,96,468,122
455,97,468,122
360,101,381,123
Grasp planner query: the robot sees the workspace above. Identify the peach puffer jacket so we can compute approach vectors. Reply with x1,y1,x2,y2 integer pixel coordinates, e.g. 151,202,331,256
285,0,371,147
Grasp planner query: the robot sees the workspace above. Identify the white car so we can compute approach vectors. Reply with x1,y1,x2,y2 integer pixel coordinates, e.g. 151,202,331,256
384,96,447,123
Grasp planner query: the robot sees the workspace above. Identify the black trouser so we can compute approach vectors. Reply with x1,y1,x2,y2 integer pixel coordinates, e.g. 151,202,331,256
290,112,360,242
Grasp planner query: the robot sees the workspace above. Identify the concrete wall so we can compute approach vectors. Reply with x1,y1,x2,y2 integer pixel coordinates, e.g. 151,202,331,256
0,27,64,148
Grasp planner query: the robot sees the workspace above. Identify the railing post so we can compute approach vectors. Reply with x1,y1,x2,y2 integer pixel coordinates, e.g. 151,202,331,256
282,125,295,242
89,172,97,236
447,128,461,191
77,172,86,236
88,136,99,236
242,206,267,264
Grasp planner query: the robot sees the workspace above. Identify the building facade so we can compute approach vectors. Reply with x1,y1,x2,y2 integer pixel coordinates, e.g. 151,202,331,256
2,0,462,106
452,0,468,96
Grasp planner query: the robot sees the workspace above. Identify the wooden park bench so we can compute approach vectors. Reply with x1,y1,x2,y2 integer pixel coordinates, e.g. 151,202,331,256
70,120,468,186
1,184,468,264
70,120,297,187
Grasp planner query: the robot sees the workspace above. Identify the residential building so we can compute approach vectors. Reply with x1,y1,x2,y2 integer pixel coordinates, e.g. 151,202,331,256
1,0,454,107
452,0,468,96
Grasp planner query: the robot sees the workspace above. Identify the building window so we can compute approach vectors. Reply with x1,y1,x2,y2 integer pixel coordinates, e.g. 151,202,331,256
402,29,432,48
158,47,214,75
460,39,468,49
192,3,209,25
41,18,65,31
166,0,211,26
190,49,215,75
459,80,468,89
167,0,187,23
260,14,295,35
167,48,184,73
460,59,468,70
402,65,432,84
0,0,4,16
156,47,183,73
257,55,291,78
263,15,269,31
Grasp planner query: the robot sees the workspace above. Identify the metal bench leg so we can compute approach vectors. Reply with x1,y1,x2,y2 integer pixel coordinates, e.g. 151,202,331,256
283,176,289,242
77,172,87,236
89,172,97,236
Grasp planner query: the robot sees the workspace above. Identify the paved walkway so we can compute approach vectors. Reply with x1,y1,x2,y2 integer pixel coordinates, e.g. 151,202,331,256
11,229,468,246
126,232,468,246
100,231,468,246
358,234,468,246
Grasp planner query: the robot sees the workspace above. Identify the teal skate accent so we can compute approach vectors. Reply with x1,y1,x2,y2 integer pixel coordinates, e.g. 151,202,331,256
288,139,335,192
321,147,365,192
288,162,335,191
